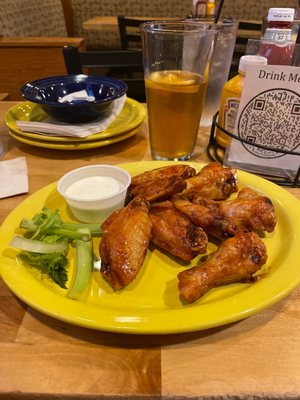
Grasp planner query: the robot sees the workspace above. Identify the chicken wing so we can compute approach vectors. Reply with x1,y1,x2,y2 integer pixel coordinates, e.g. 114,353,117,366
126,164,195,204
172,187,276,241
178,231,268,303
149,201,208,262
192,187,277,235
183,162,238,200
126,175,187,204
172,194,239,241
130,164,196,187
100,198,152,290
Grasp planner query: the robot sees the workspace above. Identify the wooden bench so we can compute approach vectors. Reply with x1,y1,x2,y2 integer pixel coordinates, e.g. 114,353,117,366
0,37,85,100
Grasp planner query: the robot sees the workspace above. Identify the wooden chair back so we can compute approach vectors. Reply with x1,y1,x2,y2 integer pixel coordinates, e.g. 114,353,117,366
117,15,152,50
118,15,178,50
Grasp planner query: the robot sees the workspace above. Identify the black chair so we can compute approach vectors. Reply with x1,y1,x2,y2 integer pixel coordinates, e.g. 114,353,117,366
118,15,183,50
62,45,146,102
229,20,263,78
117,15,151,50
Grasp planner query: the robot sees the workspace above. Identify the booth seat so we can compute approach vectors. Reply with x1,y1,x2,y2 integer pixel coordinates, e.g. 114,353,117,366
0,0,84,100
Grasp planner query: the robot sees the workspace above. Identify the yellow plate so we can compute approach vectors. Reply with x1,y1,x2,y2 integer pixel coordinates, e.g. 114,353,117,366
5,98,145,142
8,125,142,150
1,161,300,334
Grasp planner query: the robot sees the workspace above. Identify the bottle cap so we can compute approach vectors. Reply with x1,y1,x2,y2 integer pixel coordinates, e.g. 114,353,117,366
238,55,268,74
267,8,295,22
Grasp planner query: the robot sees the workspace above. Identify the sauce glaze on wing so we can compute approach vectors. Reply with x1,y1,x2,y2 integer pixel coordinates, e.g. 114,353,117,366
126,175,187,204
149,201,208,262
100,198,152,290
178,231,268,303
126,164,196,204
183,162,238,200
130,164,196,187
172,186,277,241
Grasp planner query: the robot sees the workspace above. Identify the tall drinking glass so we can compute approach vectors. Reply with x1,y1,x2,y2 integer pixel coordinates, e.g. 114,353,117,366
141,21,216,161
200,19,238,126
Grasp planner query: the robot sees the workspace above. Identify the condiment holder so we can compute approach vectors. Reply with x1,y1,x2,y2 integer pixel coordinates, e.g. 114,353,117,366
207,112,300,187
57,165,131,223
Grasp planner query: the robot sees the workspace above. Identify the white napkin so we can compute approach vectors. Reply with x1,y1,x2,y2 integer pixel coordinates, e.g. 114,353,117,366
0,157,28,199
16,95,127,139
58,89,95,103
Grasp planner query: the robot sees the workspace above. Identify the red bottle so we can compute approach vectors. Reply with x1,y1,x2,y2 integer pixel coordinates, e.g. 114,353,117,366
259,7,295,65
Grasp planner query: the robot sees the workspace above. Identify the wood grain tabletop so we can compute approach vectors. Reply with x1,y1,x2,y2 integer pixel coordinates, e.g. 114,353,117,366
82,16,179,32
1,101,300,400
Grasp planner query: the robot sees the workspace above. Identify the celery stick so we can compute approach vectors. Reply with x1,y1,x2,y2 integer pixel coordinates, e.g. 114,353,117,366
61,222,102,237
15,208,100,291
67,236,93,299
10,236,69,254
20,220,102,238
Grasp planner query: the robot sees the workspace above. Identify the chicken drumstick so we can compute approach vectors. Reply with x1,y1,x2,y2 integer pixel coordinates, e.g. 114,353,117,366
178,231,268,303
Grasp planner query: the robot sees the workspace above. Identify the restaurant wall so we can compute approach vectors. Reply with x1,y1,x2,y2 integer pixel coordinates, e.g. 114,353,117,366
71,0,194,49
71,0,299,50
0,0,68,37
1,0,297,49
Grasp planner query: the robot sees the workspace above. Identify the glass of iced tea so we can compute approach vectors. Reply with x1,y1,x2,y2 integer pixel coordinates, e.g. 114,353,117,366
141,20,217,160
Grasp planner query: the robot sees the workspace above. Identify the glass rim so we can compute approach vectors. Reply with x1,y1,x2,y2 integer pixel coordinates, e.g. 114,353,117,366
140,19,218,34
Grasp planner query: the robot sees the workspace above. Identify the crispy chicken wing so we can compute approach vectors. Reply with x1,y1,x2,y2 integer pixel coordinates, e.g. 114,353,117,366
100,198,152,290
126,175,187,204
126,164,195,204
130,164,196,187
149,201,208,262
178,231,268,303
172,187,276,241
193,187,277,235
183,162,238,200
172,194,239,241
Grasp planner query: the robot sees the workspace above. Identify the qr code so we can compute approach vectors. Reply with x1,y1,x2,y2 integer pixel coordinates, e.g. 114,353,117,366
237,88,300,159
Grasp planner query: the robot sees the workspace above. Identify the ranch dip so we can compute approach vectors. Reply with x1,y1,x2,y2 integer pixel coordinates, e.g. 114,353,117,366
65,176,123,200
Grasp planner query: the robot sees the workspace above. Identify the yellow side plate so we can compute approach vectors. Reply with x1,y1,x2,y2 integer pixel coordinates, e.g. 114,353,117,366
0,161,300,334
5,98,145,142
7,125,141,150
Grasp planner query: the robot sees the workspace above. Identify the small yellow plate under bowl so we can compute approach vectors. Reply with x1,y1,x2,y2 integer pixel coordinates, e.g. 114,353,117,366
5,98,145,142
7,124,142,150
1,161,300,334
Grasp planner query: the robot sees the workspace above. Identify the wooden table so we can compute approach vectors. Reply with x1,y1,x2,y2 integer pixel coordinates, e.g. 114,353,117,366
1,101,300,399
83,16,120,32
82,16,178,32
0,93,10,101
82,16,263,37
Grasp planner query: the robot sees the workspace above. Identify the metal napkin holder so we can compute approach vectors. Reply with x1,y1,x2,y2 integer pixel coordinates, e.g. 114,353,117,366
207,112,300,187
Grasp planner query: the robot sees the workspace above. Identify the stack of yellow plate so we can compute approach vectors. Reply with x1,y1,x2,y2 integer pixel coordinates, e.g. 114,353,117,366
5,98,145,150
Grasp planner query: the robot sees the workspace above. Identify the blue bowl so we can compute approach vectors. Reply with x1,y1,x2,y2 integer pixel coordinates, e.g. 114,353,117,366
20,75,128,123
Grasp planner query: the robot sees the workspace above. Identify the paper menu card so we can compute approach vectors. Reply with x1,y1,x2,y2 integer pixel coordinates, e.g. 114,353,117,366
225,64,300,179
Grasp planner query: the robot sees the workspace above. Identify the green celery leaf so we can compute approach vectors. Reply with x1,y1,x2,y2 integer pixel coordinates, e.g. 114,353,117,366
20,252,69,289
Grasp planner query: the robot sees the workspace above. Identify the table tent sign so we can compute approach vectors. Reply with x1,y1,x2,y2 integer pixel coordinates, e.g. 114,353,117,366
225,64,300,181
